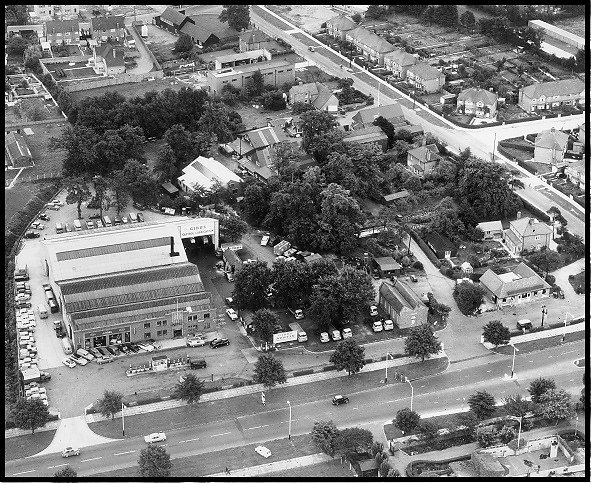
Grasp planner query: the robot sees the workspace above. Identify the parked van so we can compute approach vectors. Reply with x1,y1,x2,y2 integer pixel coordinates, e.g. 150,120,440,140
48,299,59,313
129,212,138,223
55,223,64,234
73,219,82,231
38,304,48,319
45,289,54,302
102,215,112,227
61,337,73,355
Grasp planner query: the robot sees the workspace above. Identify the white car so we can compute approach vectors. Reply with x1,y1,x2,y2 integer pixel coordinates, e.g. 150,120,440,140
144,432,166,443
320,332,330,343
225,308,238,320
76,348,95,361
70,355,88,366
383,319,394,331
31,221,45,230
260,235,270,246
122,216,129,224
138,343,155,352
61,447,80,458
187,338,206,347
255,445,272,458
342,327,352,339
369,305,379,317
52,199,65,206
62,358,76,368
372,321,383,332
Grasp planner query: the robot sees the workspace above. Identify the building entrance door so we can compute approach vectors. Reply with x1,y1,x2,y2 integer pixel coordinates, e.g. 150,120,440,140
173,328,183,338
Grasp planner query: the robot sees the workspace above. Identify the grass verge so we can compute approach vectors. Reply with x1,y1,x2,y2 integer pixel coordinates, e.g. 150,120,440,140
492,329,586,356
265,458,355,477
4,430,57,461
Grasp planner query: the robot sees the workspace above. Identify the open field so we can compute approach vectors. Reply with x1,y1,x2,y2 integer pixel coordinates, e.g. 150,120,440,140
68,77,188,103
267,4,336,33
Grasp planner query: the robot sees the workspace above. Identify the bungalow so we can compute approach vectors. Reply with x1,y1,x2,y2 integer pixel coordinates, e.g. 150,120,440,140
326,14,357,41
518,78,585,112
476,220,503,240
457,87,498,118
373,257,402,278
178,156,242,195
345,26,395,66
503,217,553,255
424,232,457,259
382,189,410,205
154,6,189,34
406,63,446,94
378,280,428,329
288,82,339,112
407,144,441,177
534,127,569,164
351,103,405,129
239,29,272,52
383,49,417,79
343,125,388,151
90,15,125,43
479,262,550,308
5,131,33,168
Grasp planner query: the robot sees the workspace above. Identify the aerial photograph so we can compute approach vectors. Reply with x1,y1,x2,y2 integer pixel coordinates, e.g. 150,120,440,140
4,3,587,479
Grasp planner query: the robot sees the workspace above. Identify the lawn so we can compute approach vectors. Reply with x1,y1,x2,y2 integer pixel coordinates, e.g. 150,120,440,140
265,458,354,477
4,182,50,223
492,328,586,356
68,77,187,104
4,430,57,461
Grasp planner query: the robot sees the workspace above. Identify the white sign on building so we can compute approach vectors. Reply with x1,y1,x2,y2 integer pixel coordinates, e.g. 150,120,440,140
179,218,217,239
272,330,298,345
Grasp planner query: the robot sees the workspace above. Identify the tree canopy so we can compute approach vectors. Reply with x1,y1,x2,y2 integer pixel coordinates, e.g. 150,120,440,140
528,377,556,404
97,390,123,420
482,320,511,347
172,373,205,404
468,390,496,420
233,261,273,311
395,407,421,433
329,339,366,375
404,324,442,362
251,309,278,343
138,444,172,477
10,398,50,434
311,420,339,457
219,5,250,31
334,427,373,457
253,354,287,389
539,389,572,423
453,281,485,316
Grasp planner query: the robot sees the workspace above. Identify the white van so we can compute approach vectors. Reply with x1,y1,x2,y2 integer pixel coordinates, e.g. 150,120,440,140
38,304,48,319
102,215,112,227
73,219,82,231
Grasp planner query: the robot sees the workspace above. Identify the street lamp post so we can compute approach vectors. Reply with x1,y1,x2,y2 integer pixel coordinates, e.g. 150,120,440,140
385,352,394,383
121,402,125,436
405,376,414,411
507,415,523,450
287,400,292,440
510,343,520,379
540,305,547,327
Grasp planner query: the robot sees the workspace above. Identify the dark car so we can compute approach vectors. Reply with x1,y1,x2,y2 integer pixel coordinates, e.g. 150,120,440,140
114,216,122,225
39,371,51,382
189,359,207,369
332,395,350,406
39,213,50,221
273,324,284,334
88,347,102,358
118,344,129,354
25,231,40,239
136,212,144,222
107,346,120,356
129,344,140,353
210,338,230,349
97,346,109,357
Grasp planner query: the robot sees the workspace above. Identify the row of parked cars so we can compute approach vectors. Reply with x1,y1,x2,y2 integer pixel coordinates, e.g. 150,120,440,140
57,212,146,234
62,342,161,368
24,200,64,238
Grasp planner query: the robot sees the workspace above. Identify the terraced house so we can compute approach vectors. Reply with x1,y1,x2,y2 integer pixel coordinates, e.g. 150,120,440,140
457,87,498,118
518,78,585,112
90,15,125,43
345,27,395,66
44,19,81,45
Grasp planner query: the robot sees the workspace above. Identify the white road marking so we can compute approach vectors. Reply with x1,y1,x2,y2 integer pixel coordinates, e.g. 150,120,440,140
113,450,136,456
246,425,269,430
47,464,68,469
486,370,491,373
211,432,231,437
177,438,200,444
80,457,102,462
13,470,36,475
569,379,574,382
352,407,359,410
420,385,426,388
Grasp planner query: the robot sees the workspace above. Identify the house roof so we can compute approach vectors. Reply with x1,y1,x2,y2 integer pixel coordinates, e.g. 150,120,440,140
186,14,238,42
313,82,337,110
289,82,319,98
407,62,444,81
238,157,275,180
91,15,125,31
239,29,270,44
347,26,395,54
479,262,550,299
211,58,292,77
343,125,388,144
161,181,179,194
228,138,256,155
374,256,402,271
158,6,187,27
476,220,503,232
535,128,569,150
245,126,286,149
98,43,124,67
384,49,417,67
521,78,585,99
179,156,242,190
352,103,404,125
326,15,357,32
460,261,473,270
424,231,456,252
379,280,424,313
383,190,410,202
509,217,553,238
407,144,441,164
45,19,80,34
457,87,498,105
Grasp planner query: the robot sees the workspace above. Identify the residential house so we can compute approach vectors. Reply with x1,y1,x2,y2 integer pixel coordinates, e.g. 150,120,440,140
180,14,239,48
407,144,441,177
457,87,498,118
94,43,126,75
90,16,125,43
518,78,585,112
424,232,457,259
343,125,388,151
460,261,473,274
373,257,401,278
406,63,446,94
5,131,32,168
351,103,405,129
325,15,357,41
288,82,339,112
33,5,79,21
479,262,550,308
382,189,410,205
206,59,295,96
476,220,503,240
44,19,80,45
222,247,243,274
383,49,417,79
564,159,585,191
239,29,272,52
378,280,428,329
178,156,242,196
345,26,395,66
534,127,569,164
154,6,188,34
503,217,553,255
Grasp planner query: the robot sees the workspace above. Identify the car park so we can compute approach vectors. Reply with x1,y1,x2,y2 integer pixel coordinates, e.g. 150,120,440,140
225,308,238,320
144,432,166,443
383,319,394,331
62,358,76,368
332,395,349,405
372,320,383,332
61,447,80,458
210,338,230,349
39,213,50,221
342,327,352,339
320,332,330,343
187,338,206,347
255,445,272,458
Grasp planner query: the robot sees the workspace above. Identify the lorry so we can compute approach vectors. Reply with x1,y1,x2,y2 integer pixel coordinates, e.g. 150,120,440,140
288,307,304,320
288,322,307,342
274,240,291,256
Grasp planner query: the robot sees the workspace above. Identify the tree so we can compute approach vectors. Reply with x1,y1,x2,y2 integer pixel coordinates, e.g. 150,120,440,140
241,178,274,226
138,444,172,477
219,5,250,32
253,354,287,389
108,170,131,215
528,377,556,404
292,101,316,115
334,427,373,456
370,441,384,457
233,261,273,311
539,389,572,424
547,206,567,228
10,398,49,434
395,408,421,434
459,10,476,31
97,390,123,420
426,292,451,320
6,5,30,25
404,324,442,362
351,12,362,24
365,5,386,19
93,175,111,218
477,430,496,447
498,425,516,444
154,144,178,183
311,420,339,457
198,102,244,143
175,33,194,53
504,394,531,418
301,110,338,152
435,5,458,28
6,36,31,56
379,460,391,477
482,320,511,347
262,90,286,111
468,391,496,420
453,281,485,316
329,339,365,376
172,373,205,404
387,468,401,477
54,466,77,478
251,309,278,343
246,69,265,98
527,249,562,275
63,176,91,220
122,159,159,207
418,420,439,441
220,214,248,242
163,124,198,171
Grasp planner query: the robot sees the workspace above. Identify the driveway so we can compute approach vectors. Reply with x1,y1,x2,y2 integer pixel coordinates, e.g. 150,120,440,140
126,24,153,74
550,258,585,302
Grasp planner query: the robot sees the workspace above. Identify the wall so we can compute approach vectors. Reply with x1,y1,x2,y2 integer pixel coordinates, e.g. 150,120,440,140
63,71,165,92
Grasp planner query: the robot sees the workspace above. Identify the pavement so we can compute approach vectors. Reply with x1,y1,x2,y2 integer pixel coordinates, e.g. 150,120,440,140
206,453,333,477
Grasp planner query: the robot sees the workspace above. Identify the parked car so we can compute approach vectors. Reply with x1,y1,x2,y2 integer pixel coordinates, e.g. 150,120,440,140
255,445,272,458
129,344,141,353
144,432,167,443
122,216,129,224
225,308,238,320
332,395,349,405
89,213,101,220
70,354,88,366
52,199,65,206
225,271,234,282
88,347,102,358
96,355,113,364
137,212,145,222
118,344,129,354
187,338,206,347
97,347,110,357
39,213,50,221
24,230,40,239
189,359,207,369
383,319,394,331
76,348,95,361
342,327,352,339
105,346,117,356
210,338,230,349
320,332,330,343
86,220,95,230
31,222,45,230
61,447,80,458
137,342,155,352
369,305,379,317
224,297,234,306
410,274,418,282
516,319,532,330
62,358,76,368
372,320,383,332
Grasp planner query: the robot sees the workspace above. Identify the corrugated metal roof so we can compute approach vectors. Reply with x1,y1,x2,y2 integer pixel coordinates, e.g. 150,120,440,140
56,237,171,261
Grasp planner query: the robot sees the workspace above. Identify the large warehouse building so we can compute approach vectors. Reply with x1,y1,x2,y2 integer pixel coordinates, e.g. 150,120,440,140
42,217,220,350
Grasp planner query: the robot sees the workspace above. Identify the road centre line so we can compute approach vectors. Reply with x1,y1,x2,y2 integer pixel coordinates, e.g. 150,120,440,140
178,438,200,444
80,457,102,462
113,450,136,456
47,464,68,469
13,470,36,475
211,432,231,437
246,425,269,430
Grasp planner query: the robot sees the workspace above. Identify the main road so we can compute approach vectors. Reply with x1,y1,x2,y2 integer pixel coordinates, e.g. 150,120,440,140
250,6,585,239
6,340,584,477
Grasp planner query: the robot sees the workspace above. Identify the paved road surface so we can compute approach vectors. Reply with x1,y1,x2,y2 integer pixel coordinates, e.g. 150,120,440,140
6,340,583,476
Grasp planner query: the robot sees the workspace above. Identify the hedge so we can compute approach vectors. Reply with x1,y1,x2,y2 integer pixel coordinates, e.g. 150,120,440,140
498,139,534,153
410,229,441,268
5,412,60,430
322,365,336,372
292,368,314,377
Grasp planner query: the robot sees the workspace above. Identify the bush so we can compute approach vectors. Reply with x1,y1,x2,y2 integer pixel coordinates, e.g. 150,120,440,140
477,430,496,447
545,274,555,285
498,425,515,444
412,260,424,270
292,368,314,377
